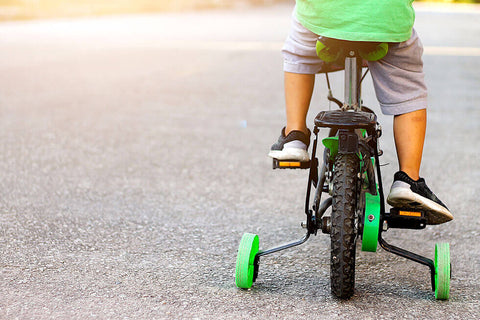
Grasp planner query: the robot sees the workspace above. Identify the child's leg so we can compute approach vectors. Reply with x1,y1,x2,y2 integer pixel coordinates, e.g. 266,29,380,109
268,71,313,162
393,109,426,181
269,9,322,162
284,72,315,136
368,29,452,224
368,28,428,180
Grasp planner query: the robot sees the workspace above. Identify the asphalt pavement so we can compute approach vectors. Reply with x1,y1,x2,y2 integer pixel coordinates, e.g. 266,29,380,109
0,3,479,319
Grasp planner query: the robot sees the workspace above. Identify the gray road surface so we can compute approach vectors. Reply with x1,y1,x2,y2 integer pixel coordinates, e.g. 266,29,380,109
1,3,479,319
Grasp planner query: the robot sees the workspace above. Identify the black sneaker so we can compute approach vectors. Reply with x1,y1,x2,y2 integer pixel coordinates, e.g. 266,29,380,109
268,127,311,162
387,171,453,225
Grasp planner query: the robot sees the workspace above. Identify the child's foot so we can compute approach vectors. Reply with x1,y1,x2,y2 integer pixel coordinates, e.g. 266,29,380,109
268,127,311,162
387,171,453,225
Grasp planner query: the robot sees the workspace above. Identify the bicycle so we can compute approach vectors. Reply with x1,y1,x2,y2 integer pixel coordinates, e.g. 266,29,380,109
234,37,451,300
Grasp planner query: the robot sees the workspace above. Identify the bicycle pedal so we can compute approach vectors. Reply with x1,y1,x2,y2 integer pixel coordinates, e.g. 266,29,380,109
272,159,310,169
384,208,427,229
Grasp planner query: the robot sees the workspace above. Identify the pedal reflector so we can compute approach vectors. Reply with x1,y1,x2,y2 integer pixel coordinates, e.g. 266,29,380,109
399,210,422,217
279,161,301,168
385,208,427,229
272,159,310,169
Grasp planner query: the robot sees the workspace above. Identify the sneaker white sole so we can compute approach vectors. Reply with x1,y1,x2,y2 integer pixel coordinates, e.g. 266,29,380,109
268,148,310,162
387,186,453,225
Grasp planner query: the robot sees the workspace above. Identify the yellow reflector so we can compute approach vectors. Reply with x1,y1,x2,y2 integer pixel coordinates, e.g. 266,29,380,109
399,210,422,217
279,161,301,167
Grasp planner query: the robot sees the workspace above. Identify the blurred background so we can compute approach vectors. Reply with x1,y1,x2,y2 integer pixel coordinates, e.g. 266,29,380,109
1,0,479,318
1,0,479,21
0,0,282,20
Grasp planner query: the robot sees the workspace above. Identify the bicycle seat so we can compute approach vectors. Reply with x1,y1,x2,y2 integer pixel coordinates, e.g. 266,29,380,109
316,36,388,63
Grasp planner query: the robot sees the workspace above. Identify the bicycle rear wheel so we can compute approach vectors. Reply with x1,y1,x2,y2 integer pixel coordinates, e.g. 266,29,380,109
330,153,359,299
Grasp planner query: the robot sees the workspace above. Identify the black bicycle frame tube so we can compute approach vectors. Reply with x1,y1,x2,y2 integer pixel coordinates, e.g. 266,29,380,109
373,138,386,217
305,128,320,216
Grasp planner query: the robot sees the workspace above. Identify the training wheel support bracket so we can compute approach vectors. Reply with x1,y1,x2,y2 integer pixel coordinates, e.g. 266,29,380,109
378,208,438,292
378,235,436,292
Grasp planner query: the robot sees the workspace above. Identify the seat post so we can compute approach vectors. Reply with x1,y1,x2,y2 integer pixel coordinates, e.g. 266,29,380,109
343,52,362,111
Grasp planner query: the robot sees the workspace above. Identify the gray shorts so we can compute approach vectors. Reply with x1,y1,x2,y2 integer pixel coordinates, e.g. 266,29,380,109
282,10,428,115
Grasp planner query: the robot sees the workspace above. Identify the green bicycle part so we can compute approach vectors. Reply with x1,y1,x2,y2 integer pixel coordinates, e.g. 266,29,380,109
361,191,380,252
322,137,339,161
316,40,342,63
235,233,259,289
434,242,451,300
359,42,389,61
323,136,363,162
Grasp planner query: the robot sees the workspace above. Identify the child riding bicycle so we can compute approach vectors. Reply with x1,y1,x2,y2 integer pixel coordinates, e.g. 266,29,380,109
269,1,453,225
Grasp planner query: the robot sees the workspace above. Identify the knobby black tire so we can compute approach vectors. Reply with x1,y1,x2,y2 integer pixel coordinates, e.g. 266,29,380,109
330,153,359,299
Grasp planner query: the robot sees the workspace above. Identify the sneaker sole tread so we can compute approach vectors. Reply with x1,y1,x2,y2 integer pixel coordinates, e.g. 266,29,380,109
268,149,310,162
387,188,453,225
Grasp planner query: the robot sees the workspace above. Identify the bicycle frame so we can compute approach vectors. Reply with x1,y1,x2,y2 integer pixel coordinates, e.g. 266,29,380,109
309,50,437,290
246,45,442,295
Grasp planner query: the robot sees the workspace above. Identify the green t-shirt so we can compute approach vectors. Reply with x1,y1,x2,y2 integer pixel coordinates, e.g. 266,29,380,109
296,0,415,42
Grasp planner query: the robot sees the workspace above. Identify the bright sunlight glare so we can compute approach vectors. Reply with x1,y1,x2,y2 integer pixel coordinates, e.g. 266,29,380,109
0,0,238,20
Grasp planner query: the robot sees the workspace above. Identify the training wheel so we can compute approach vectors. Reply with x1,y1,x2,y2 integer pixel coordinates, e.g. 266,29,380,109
434,242,451,300
235,233,259,289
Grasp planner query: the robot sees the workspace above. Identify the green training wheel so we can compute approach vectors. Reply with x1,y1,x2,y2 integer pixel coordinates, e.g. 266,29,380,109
434,242,451,300
235,233,259,289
